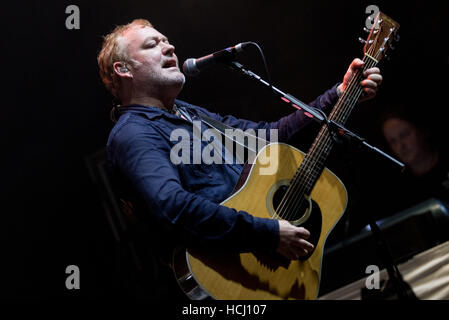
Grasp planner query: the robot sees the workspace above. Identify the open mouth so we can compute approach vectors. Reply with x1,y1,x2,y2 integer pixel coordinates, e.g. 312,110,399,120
163,60,177,68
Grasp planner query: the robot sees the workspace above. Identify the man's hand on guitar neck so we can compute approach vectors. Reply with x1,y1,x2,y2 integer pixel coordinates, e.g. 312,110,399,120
276,220,314,260
337,58,383,102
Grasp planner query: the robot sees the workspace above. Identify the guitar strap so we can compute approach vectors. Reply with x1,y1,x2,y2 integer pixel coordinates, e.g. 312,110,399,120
176,105,268,155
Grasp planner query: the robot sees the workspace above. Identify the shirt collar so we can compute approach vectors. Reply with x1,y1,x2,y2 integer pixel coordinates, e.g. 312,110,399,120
116,102,173,121
115,99,199,122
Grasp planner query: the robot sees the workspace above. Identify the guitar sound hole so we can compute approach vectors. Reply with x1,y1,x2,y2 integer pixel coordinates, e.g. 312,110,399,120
273,185,308,222
272,185,322,260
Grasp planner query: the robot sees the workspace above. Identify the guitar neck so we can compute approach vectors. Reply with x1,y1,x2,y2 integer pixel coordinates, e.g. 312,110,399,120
292,54,378,197
274,11,398,220
329,55,379,124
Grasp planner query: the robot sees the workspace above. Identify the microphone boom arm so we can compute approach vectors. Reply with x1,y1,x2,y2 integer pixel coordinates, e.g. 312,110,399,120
226,60,404,170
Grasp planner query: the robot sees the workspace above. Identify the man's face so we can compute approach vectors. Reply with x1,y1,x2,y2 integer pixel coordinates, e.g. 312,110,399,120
121,25,185,92
382,118,425,165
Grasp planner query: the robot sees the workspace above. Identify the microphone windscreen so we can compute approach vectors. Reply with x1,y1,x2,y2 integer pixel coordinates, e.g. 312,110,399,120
182,58,199,77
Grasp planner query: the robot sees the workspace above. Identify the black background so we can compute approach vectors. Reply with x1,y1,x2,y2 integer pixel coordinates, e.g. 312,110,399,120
2,0,448,299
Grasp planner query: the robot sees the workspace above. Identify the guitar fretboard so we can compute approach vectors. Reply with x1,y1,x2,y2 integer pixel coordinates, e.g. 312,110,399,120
276,54,378,220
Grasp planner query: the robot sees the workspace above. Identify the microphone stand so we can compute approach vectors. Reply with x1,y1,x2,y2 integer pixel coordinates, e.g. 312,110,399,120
226,60,417,299
226,61,404,170
361,221,418,300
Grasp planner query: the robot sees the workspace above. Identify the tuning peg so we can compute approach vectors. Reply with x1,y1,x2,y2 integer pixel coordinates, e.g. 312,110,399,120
359,37,374,45
363,27,370,33
394,34,400,42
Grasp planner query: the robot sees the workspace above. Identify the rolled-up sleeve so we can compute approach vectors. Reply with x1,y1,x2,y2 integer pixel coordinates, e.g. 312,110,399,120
109,121,279,253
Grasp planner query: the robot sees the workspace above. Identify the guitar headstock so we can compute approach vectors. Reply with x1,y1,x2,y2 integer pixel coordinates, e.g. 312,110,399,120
361,12,400,62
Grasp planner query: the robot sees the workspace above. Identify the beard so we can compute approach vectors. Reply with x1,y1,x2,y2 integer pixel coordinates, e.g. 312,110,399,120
133,66,186,99
163,71,185,88
148,68,185,92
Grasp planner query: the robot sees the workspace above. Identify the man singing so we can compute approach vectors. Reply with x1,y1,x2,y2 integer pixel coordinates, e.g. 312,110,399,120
97,19,382,297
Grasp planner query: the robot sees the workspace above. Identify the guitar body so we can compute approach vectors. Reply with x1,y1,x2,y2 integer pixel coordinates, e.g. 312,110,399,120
180,143,347,299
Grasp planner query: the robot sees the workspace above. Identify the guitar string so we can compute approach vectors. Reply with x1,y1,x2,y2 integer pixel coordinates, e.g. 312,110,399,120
273,28,387,220
283,56,377,222
271,70,366,220
281,63,372,223
274,55,373,220
274,62,370,222
280,69,368,222
274,61,372,221
274,83,361,221
276,46,379,222
276,56,371,220
281,45,382,222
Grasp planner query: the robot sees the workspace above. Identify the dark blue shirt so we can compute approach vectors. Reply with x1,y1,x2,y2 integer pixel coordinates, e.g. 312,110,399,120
107,84,339,253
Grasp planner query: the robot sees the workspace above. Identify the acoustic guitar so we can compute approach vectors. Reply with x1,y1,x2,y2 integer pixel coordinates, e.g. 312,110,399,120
173,12,400,300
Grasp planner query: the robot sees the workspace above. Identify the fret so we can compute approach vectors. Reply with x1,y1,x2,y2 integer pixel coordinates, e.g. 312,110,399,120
277,58,377,218
274,12,400,220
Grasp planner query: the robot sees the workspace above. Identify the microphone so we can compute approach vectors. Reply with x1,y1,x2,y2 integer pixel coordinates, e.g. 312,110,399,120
182,42,251,76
